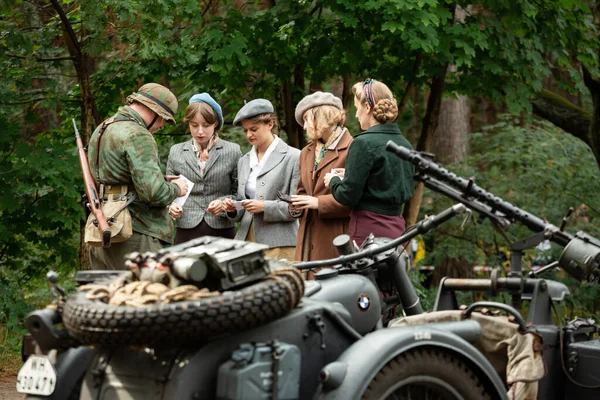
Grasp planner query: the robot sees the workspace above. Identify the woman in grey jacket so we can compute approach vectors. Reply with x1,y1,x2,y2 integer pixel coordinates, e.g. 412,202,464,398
167,93,242,244
210,99,300,260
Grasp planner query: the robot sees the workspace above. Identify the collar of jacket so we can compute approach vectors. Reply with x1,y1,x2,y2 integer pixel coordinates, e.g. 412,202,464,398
183,138,223,152
355,123,402,138
241,137,287,159
118,106,146,128
306,129,351,152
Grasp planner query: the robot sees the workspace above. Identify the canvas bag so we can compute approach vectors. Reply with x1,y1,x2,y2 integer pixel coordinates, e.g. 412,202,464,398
390,310,545,400
85,186,136,247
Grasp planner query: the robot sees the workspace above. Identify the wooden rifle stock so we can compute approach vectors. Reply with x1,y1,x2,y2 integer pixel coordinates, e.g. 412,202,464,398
73,119,111,248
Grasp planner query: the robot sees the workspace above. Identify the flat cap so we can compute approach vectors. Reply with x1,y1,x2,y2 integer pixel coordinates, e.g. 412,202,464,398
295,91,343,126
233,99,274,126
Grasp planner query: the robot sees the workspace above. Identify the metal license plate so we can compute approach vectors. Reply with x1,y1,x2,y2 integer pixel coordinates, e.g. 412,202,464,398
16,355,57,395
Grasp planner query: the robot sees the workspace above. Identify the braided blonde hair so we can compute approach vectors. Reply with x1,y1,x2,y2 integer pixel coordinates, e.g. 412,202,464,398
352,80,398,124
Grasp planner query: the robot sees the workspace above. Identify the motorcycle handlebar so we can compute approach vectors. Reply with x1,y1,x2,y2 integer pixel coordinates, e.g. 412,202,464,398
295,204,468,270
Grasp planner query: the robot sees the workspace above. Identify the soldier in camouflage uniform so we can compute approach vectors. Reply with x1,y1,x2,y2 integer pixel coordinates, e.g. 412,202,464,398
87,83,189,270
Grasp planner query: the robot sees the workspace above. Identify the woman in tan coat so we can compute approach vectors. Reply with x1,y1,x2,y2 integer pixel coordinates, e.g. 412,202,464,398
291,92,353,262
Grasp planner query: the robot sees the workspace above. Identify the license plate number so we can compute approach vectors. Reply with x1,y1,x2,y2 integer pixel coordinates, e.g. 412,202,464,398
16,355,57,395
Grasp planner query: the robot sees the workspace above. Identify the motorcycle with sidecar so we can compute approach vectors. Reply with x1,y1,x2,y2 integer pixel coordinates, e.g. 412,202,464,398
16,143,600,400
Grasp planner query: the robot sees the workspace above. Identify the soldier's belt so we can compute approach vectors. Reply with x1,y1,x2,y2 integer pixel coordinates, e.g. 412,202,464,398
100,184,132,195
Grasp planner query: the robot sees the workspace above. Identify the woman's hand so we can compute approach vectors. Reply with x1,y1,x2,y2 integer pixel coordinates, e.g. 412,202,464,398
206,199,224,215
291,195,319,210
242,199,265,214
222,198,236,213
169,202,183,219
324,172,335,188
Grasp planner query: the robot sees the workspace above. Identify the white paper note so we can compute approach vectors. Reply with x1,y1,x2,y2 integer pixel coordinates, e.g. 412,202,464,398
173,175,194,206
233,200,245,211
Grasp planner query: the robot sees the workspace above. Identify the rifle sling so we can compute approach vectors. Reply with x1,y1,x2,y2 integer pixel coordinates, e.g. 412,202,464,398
95,115,138,167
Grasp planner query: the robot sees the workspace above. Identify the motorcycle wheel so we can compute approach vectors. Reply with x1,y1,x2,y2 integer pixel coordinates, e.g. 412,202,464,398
362,348,493,400
62,269,303,346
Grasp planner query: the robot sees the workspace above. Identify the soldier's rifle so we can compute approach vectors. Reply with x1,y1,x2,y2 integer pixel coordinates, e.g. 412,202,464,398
73,119,111,248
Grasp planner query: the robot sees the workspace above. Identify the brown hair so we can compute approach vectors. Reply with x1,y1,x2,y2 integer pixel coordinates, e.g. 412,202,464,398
183,102,219,130
248,112,279,134
352,80,398,124
306,105,346,140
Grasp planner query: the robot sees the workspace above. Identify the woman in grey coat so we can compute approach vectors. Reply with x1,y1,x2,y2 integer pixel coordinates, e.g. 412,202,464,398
167,93,242,244
209,99,300,260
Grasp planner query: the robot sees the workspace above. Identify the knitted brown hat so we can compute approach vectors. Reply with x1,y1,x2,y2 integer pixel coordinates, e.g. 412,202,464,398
295,91,343,126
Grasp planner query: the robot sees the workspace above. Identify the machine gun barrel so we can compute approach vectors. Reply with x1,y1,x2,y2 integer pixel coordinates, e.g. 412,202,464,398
386,142,572,247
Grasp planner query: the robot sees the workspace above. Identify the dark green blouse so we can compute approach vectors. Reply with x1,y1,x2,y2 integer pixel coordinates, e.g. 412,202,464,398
329,123,415,215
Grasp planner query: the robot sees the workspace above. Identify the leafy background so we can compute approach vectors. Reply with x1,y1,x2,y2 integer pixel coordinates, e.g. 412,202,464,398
2,0,600,369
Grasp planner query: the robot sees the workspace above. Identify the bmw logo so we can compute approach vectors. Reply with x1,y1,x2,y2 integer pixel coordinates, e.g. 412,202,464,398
358,293,370,311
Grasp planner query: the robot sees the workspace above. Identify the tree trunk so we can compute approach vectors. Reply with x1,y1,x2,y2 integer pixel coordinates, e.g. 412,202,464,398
429,63,471,283
403,72,448,227
50,0,100,141
430,92,470,164
583,65,600,168
294,66,306,149
50,0,99,270
280,67,305,149
341,75,352,112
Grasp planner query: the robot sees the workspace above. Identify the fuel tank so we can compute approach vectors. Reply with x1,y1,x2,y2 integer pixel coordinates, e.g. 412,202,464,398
305,269,382,335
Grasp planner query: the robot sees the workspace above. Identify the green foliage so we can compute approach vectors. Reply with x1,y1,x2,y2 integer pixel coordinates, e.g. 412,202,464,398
0,277,34,365
1,0,600,363
0,113,82,277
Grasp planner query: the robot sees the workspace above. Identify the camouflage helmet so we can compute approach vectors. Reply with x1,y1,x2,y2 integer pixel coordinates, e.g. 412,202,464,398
127,83,178,124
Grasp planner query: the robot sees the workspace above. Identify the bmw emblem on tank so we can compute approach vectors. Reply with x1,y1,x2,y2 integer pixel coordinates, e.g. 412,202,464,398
357,293,370,311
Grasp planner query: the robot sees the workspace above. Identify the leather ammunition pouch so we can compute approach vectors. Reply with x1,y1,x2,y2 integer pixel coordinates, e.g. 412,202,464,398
85,185,135,247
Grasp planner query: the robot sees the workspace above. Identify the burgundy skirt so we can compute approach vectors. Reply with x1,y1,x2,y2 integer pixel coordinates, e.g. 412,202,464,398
349,209,406,247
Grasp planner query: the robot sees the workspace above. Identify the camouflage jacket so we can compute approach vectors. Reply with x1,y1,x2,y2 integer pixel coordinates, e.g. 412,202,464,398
88,106,180,243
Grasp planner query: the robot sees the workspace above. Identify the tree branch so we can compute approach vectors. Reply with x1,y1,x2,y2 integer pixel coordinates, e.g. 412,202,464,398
398,53,423,114
202,0,214,18
23,0,55,18
0,97,80,105
7,54,75,62
531,89,591,145
49,0,81,58
0,98,45,105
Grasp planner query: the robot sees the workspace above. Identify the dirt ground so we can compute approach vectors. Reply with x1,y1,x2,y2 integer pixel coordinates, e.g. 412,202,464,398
0,373,23,400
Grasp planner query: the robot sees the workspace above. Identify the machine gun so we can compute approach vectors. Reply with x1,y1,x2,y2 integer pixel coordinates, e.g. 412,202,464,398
386,141,600,284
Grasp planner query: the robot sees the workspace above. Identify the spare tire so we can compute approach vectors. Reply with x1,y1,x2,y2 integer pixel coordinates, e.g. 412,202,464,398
62,268,304,346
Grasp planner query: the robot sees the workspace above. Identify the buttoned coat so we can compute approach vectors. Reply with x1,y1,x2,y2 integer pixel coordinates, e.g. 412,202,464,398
294,130,353,261
166,138,242,230
230,139,301,247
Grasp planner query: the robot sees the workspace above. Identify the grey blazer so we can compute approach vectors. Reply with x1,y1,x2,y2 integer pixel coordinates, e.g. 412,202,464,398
167,139,242,230
230,139,300,247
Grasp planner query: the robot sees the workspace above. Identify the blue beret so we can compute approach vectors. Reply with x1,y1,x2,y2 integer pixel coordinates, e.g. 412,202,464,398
233,99,274,126
189,93,224,130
